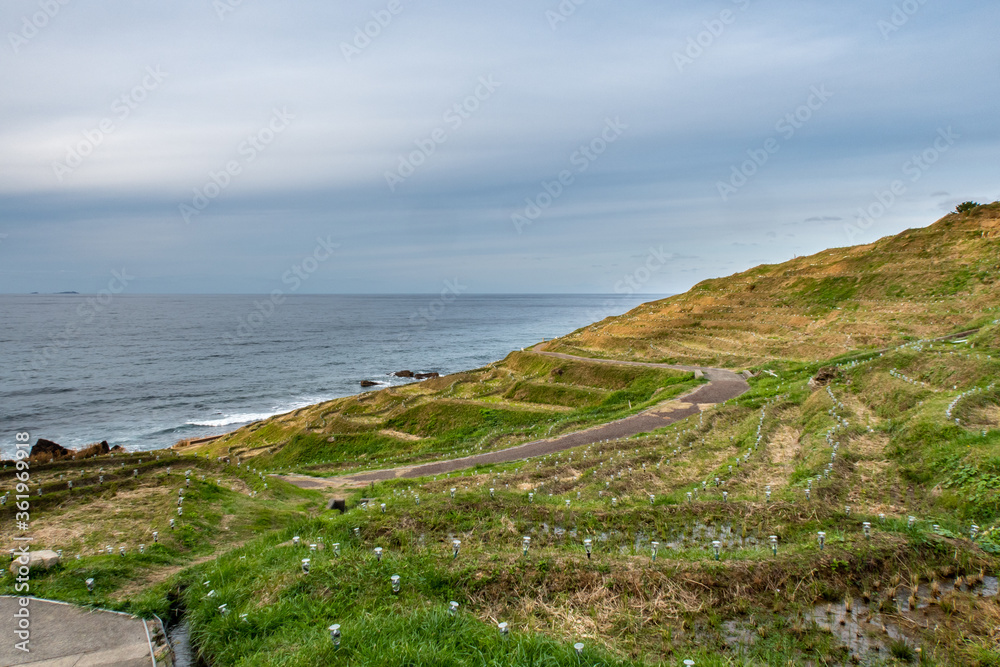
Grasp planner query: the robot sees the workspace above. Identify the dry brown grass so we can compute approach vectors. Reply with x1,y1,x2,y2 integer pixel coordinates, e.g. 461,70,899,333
759,425,801,491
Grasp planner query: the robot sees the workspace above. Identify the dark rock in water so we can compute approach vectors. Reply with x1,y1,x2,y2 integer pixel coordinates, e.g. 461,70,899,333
360,380,379,387
97,440,110,454
414,372,440,380
326,498,347,513
31,438,70,459
393,370,414,378
110,444,125,452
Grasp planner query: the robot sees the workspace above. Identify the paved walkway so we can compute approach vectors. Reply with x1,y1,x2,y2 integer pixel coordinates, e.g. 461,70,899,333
278,351,749,490
0,596,154,666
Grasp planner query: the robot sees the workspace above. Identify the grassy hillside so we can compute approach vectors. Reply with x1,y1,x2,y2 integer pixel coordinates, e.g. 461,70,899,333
201,351,700,474
545,203,1000,367
4,205,1000,666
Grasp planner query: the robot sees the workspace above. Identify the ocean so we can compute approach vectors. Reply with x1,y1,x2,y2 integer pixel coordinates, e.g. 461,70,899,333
0,294,661,458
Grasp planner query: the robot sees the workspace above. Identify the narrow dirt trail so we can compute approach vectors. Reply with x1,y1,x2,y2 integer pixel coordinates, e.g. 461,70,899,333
277,351,750,491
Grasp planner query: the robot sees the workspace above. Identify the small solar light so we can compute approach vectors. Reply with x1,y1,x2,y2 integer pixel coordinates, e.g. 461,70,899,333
170,519,175,529
374,547,383,562
391,574,401,593
805,488,811,500
353,528,360,539
449,601,459,616
932,524,940,533
240,613,248,622
329,624,341,647
218,603,227,615
522,536,531,556
333,543,341,557
907,516,916,528
686,492,693,503
769,535,778,555
139,544,145,554
153,531,159,542
310,543,317,552
293,536,301,547
574,642,584,656
498,621,509,637
651,541,659,562
380,503,386,513
565,499,571,507
845,505,851,516
452,539,461,559
528,492,534,503
863,522,871,539
177,507,183,516
879,513,886,523
649,494,655,505
85,578,94,592
684,661,695,667
584,538,592,560
301,558,311,574
817,532,826,550
450,488,456,498
415,495,420,505
712,540,721,560
106,544,113,554
722,491,728,503
611,497,617,507
971,524,980,540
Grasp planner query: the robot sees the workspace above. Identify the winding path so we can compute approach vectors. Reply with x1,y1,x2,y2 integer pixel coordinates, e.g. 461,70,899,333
278,350,749,490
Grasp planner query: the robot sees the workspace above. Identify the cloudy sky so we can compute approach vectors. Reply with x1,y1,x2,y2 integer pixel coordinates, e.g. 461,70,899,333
1,0,997,295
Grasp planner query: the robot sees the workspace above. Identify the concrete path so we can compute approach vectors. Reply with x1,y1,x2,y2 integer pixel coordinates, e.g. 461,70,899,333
0,596,154,666
278,351,749,490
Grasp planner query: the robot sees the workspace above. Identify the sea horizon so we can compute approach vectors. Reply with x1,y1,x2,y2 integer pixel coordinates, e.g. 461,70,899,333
2,293,667,458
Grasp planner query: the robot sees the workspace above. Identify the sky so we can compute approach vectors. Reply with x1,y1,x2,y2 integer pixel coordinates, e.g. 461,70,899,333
0,0,998,295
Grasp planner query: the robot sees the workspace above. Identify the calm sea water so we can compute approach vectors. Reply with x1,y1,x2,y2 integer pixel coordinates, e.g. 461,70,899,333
0,294,660,458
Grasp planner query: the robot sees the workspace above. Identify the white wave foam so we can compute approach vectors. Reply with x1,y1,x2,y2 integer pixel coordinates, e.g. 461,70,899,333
186,395,342,429
187,412,277,427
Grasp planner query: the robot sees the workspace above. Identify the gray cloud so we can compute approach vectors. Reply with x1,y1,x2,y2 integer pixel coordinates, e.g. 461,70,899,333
1,0,998,294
